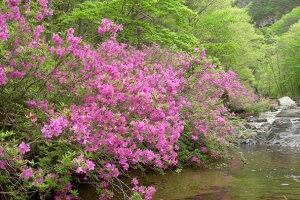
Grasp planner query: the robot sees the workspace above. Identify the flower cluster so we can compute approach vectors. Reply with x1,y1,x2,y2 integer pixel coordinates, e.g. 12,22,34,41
0,1,256,199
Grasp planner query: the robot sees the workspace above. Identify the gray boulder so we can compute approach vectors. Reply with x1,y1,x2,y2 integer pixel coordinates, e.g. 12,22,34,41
278,96,297,109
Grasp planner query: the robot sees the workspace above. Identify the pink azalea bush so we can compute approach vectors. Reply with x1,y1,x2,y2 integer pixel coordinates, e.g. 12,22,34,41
177,54,255,166
0,0,256,199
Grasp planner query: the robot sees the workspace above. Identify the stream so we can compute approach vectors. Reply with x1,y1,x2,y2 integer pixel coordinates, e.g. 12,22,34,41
137,145,300,200
79,110,300,199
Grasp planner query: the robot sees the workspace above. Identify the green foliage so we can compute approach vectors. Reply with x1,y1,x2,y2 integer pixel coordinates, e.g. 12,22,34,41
190,7,263,87
257,17,300,98
131,192,143,200
0,130,16,142
58,0,199,51
276,22,300,98
245,101,269,113
185,0,233,14
247,0,300,25
262,6,300,36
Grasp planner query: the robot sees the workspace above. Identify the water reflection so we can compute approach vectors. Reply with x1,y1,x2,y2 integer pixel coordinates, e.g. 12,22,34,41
226,145,300,200
146,168,234,200
79,145,300,200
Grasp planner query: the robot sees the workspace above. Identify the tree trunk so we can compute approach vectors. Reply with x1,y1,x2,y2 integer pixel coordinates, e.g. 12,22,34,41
78,19,84,38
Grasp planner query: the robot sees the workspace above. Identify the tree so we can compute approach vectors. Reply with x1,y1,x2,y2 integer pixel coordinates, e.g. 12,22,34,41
277,22,300,98
189,7,264,88
57,0,199,50
262,6,300,37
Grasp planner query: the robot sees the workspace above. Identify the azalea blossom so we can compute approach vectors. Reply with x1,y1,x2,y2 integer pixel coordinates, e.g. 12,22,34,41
18,142,30,155
20,168,33,179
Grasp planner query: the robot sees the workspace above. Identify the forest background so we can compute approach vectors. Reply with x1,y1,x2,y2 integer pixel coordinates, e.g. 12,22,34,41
1,0,300,199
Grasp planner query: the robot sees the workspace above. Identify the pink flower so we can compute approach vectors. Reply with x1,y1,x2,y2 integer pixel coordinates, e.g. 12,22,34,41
9,70,26,79
33,24,44,38
53,33,62,46
35,72,41,78
10,59,16,66
97,19,123,37
0,11,10,40
11,6,21,20
101,181,109,188
76,167,85,174
39,0,48,9
132,178,138,185
191,156,200,163
67,28,74,37
201,146,208,153
37,100,48,111
0,67,5,85
6,0,21,6
41,116,68,138
46,84,54,91
18,142,30,155
200,49,206,58
56,46,65,58
36,12,44,21
24,4,30,13
85,160,95,171
36,168,43,174
0,161,6,169
20,168,33,179
27,99,37,107
211,150,217,157
33,177,43,184
145,186,156,200
191,135,198,141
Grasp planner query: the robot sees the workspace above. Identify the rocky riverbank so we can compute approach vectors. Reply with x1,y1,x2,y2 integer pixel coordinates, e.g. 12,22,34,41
235,97,300,147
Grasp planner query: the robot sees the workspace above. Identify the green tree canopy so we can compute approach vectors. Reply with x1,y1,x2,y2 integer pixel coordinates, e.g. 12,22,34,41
56,0,199,51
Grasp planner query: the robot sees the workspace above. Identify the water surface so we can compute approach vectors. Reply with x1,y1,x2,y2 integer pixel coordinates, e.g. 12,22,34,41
79,145,300,199
132,145,300,200
226,145,300,200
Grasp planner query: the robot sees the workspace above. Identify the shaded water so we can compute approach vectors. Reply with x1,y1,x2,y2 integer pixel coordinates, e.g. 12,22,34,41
226,145,300,200
79,145,300,199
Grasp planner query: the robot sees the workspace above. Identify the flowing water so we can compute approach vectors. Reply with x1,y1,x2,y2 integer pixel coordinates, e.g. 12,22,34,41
79,145,300,200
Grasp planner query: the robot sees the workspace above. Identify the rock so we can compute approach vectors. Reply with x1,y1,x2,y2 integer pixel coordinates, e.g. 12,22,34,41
236,113,259,119
291,118,300,123
278,96,297,109
256,15,280,28
235,0,251,8
276,109,300,117
235,110,300,147
247,118,268,123
290,122,300,135
266,127,279,140
272,118,292,128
